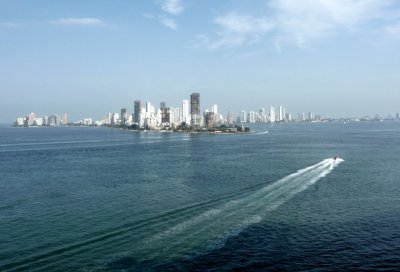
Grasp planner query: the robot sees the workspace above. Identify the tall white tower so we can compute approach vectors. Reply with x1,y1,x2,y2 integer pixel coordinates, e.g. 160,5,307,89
211,104,218,115
240,111,247,123
249,111,256,123
270,106,276,123
182,99,190,124
211,104,218,123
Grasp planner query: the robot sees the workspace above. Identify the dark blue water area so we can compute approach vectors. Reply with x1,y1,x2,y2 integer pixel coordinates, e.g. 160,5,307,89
1,122,400,271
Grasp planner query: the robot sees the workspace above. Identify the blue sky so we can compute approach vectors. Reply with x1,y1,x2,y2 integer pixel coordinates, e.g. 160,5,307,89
1,0,400,122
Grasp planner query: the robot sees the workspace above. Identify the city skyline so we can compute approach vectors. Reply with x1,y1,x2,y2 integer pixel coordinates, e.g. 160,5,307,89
14,91,400,128
1,0,400,123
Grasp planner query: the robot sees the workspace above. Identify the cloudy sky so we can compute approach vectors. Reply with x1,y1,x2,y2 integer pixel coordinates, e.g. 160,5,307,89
1,0,400,122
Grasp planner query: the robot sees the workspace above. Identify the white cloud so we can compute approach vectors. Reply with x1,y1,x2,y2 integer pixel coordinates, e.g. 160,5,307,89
147,0,183,29
162,0,184,16
49,18,104,26
199,13,275,49
160,18,177,30
143,12,178,30
215,13,274,34
385,22,400,39
200,0,398,50
0,22,18,28
269,0,394,47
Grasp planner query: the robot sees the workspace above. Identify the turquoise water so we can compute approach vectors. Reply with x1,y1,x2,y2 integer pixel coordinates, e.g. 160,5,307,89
0,122,400,271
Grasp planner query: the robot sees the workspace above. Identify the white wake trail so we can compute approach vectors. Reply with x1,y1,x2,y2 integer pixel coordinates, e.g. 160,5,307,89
134,158,343,262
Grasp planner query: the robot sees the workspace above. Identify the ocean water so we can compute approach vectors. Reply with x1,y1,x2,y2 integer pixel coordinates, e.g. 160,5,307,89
0,122,400,271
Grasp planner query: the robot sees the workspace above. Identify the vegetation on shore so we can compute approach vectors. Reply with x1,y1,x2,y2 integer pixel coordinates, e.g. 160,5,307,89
113,122,251,134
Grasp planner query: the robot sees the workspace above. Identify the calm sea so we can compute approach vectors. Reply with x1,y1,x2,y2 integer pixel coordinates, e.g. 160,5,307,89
1,122,400,271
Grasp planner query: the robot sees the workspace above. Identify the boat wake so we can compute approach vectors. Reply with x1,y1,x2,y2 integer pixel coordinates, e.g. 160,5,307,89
2,158,343,271
253,130,269,135
128,158,344,263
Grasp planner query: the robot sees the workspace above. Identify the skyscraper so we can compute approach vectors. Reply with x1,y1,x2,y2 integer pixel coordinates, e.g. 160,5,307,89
134,100,141,124
249,111,256,123
210,104,218,115
259,108,266,122
210,104,218,123
48,114,60,126
240,111,247,123
227,111,234,125
160,102,170,124
120,108,127,125
111,113,119,126
279,106,283,121
270,106,276,123
61,113,68,126
182,100,190,124
190,93,200,126
299,113,306,122
205,112,216,128
308,112,314,121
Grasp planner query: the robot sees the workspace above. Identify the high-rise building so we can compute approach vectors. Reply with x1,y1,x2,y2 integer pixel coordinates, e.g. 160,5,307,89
106,113,112,125
270,106,276,123
174,107,182,124
82,118,93,126
43,115,49,126
210,104,218,123
396,112,400,120
15,117,24,126
190,93,200,126
211,104,218,115
61,113,68,125
249,111,256,123
240,111,247,123
169,107,175,125
182,99,190,124
259,108,266,122
298,113,305,121
134,100,141,124
227,111,234,125
48,114,60,126
279,106,284,121
120,108,127,125
308,112,314,121
111,113,119,125
159,102,169,125
205,112,216,128
143,102,156,128
25,112,36,126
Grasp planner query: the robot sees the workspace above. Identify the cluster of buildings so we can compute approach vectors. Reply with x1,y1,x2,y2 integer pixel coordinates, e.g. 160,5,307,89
237,107,310,124
97,93,218,129
16,92,398,129
14,112,96,127
357,113,400,122
96,92,315,130
14,112,69,127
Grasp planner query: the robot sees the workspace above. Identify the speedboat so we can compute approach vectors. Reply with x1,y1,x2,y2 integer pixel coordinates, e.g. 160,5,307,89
333,156,338,160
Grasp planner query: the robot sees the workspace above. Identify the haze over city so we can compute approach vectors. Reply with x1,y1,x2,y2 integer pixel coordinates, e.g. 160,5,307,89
1,0,400,123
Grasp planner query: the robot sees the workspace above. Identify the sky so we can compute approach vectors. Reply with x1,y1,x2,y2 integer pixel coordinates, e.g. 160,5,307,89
1,0,400,123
